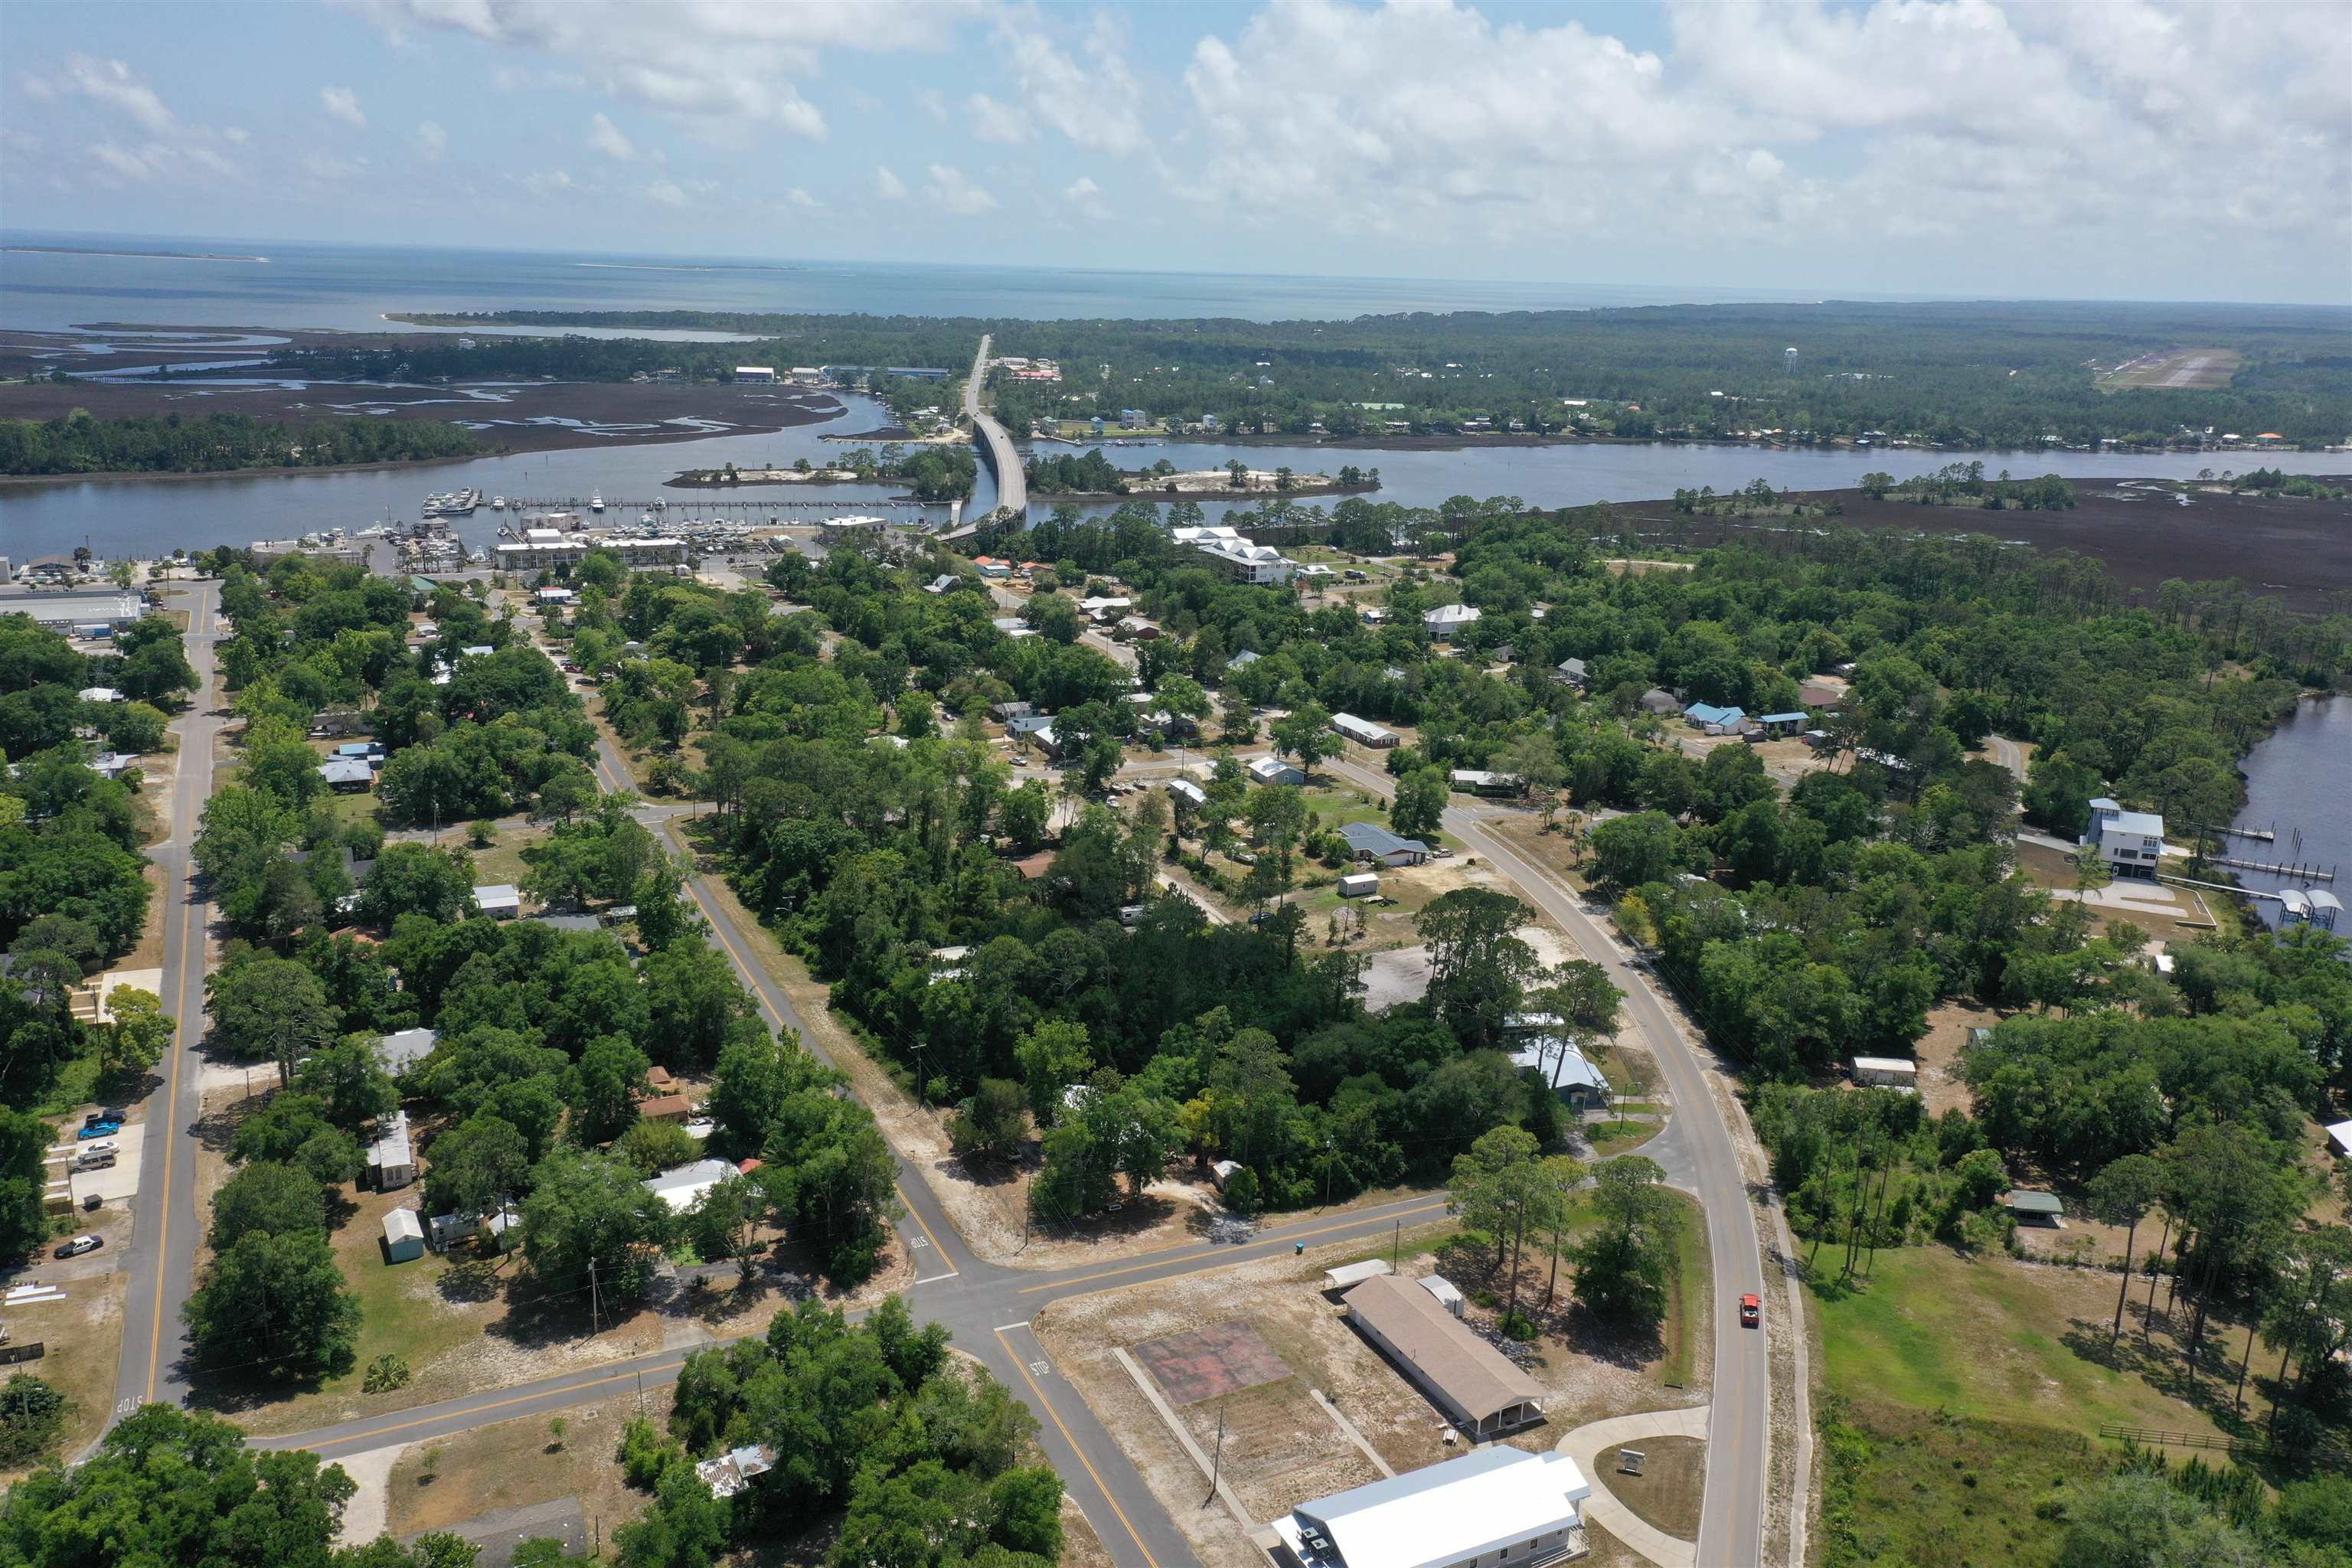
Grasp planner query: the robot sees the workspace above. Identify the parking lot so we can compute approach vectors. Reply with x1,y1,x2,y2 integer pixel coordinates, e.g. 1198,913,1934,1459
47,1122,145,1208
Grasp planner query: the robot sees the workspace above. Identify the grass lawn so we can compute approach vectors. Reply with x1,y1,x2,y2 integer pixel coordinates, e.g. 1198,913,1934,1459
462,827,550,892
1299,786,1391,834
1814,1244,2250,1568
1816,1247,2233,1439
1610,1433,1704,1540
0,1273,128,1482
1657,1191,1708,1393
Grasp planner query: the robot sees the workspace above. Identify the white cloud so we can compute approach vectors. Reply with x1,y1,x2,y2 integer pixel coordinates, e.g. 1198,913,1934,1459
319,86,367,129
414,120,448,159
302,151,368,182
1000,15,1147,155
364,0,985,139
1171,0,2349,283
90,144,159,181
588,112,637,161
916,88,948,123
874,164,909,201
923,162,997,216
966,92,1031,145
1063,175,1110,220
520,168,577,197
646,178,690,207
784,186,822,209
222,126,249,144
51,55,178,133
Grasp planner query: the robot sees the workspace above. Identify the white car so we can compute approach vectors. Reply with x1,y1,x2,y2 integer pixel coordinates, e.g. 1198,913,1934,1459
77,1140,118,1158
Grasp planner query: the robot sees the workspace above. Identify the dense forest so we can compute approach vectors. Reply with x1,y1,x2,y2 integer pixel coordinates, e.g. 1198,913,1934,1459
364,299,2351,449
0,409,480,475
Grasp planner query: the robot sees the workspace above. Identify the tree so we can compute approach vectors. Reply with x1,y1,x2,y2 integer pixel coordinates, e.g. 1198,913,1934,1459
208,1160,327,1250
1269,703,1335,774
209,956,338,1080
949,1078,1030,1164
1416,888,1544,1051
998,779,1051,851
0,1405,366,1563
357,846,477,930
296,1032,399,1130
1590,811,1684,888
98,983,172,1083
185,1227,363,1380
682,1174,764,1280
2070,842,2114,902
1573,1155,1678,1326
573,1034,652,1148
1012,1021,1094,1128
520,1145,671,1303
2088,1153,2165,1348
1501,732,1566,827
0,1373,67,1466
1390,766,1448,842
423,1113,531,1221
1447,1125,1564,1325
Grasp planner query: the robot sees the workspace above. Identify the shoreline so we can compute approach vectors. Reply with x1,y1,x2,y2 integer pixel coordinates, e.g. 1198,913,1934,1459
0,450,490,490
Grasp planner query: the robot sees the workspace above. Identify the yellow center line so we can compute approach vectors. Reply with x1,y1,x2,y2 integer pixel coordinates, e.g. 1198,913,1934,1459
996,1327,1159,1568
296,1357,681,1455
145,590,208,1404
669,832,957,1276
1020,1200,1449,1295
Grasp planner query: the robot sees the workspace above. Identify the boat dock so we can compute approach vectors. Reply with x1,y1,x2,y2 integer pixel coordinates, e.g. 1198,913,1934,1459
2200,854,2334,881
500,497,948,514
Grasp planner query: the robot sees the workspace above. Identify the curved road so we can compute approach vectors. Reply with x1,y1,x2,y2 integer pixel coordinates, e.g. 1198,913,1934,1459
1319,755,1779,1568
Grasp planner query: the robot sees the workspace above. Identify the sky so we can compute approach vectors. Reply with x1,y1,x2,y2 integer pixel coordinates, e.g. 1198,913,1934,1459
3,0,2347,305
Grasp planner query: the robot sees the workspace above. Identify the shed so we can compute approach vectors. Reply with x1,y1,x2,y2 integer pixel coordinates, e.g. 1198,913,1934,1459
1758,711,1808,736
381,1207,426,1263
367,1110,415,1192
1851,1056,1919,1089
1343,1273,1544,1436
2326,1121,2352,1161
1323,1258,1393,1293
1210,1158,1244,1191
1167,777,1208,808
1418,1275,1466,1318
1338,872,1381,900
2004,1189,2066,1226
77,686,126,704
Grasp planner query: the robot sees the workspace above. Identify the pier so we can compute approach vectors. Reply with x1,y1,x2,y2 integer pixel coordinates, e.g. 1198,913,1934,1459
2198,854,2334,881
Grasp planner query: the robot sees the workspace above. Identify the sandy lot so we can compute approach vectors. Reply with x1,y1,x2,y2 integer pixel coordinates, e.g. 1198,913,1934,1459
1035,1230,1707,1568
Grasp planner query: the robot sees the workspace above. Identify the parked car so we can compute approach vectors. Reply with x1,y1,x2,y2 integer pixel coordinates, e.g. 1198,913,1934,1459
1740,1292,1761,1328
77,1139,118,1158
77,1122,121,1141
54,1235,103,1259
72,1151,116,1171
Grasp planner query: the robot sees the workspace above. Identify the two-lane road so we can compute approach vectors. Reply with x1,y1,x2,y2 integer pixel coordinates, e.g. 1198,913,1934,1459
110,577,224,1425
1321,755,1780,1568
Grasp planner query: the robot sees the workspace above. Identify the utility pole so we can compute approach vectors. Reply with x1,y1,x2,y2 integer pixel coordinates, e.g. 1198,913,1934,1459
1391,1218,1400,1270
1204,1410,1226,1508
588,1258,601,1336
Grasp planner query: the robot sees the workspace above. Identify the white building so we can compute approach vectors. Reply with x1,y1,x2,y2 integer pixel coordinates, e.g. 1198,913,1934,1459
1331,712,1398,749
642,1157,737,1215
1852,1056,1919,1090
1272,1442,1590,1568
734,366,777,383
2082,798,2166,880
1248,756,1306,786
1423,604,1483,639
2,591,146,631
1174,525,1299,586
493,537,688,571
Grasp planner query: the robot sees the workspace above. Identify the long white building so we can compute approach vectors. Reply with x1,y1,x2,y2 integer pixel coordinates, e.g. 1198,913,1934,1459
1272,1448,1592,1568
1173,524,1299,586
494,536,688,571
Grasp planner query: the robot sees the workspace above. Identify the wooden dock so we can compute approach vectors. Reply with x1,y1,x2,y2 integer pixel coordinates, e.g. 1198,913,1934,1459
2201,854,2334,881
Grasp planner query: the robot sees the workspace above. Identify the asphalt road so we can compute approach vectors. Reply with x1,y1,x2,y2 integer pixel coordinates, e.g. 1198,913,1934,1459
109,577,222,1423
1319,755,1775,1568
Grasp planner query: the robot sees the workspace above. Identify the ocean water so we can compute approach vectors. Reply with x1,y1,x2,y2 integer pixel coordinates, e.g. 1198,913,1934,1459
0,230,1919,334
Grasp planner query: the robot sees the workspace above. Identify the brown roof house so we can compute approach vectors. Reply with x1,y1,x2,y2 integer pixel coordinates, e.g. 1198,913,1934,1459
1343,1274,1544,1438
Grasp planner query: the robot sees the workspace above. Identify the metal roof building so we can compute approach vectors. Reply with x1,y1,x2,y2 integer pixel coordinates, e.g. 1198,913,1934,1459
1342,1273,1544,1437
1272,1442,1589,1568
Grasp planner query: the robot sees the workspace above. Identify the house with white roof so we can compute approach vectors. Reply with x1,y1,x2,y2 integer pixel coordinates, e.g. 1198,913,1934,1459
1272,1447,1591,1568
1249,756,1306,786
642,1157,737,1215
1174,525,1299,585
1423,603,1482,639
2082,798,2166,880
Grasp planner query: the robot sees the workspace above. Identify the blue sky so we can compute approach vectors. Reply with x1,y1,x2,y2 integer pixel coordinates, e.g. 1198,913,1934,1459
4,0,2347,303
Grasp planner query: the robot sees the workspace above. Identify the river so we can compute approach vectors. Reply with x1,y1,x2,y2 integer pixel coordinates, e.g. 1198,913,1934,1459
6,412,2347,564
2230,697,2351,940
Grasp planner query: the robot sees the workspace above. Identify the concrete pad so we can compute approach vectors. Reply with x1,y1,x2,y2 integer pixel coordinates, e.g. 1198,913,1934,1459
55,1124,145,1206
92,968,163,1023
334,1442,409,1546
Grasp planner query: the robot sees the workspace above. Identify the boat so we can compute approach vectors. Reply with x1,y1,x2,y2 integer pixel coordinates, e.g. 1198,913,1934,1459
492,495,505,511
590,494,606,513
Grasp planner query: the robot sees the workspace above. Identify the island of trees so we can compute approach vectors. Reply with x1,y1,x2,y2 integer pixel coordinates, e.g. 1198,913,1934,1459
0,409,480,476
